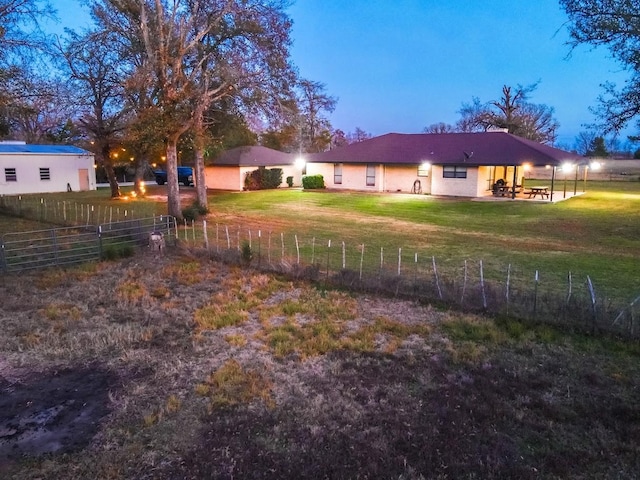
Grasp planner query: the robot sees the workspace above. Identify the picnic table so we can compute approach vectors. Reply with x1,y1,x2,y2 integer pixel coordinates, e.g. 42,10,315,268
526,186,549,199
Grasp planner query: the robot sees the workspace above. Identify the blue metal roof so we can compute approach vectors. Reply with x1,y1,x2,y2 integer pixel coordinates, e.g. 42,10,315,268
0,144,91,155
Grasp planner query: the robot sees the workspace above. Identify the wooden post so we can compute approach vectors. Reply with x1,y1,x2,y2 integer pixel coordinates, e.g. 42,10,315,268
461,260,467,305
433,256,442,299
480,260,487,309
359,244,365,281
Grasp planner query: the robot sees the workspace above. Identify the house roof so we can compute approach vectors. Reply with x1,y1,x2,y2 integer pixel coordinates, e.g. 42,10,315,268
0,144,91,155
307,132,583,167
213,146,295,167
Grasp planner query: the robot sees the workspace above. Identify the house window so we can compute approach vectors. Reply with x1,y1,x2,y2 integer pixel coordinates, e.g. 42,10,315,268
40,167,51,181
334,163,342,184
443,166,467,179
4,168,17,182
366,164,375,186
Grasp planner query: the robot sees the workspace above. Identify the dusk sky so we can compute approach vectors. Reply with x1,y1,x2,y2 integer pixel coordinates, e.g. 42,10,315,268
49,0,630,148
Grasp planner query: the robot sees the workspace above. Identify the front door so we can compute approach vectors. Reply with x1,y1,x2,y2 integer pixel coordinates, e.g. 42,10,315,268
78,169,89,191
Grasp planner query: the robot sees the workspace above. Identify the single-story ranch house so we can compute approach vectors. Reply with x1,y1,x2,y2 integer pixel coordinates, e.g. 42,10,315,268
305,132,585,199
205,145,301,191
0,141,96,195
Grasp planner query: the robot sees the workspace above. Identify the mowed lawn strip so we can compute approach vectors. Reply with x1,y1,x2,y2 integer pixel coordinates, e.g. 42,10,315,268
2,181,639,300
205,182,640,300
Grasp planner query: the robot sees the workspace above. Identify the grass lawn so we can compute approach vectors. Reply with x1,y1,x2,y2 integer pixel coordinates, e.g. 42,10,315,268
202,181,640,301
2,181,639,301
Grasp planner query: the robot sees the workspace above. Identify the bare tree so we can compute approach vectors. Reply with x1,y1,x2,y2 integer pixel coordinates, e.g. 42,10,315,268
297,79,337,152
423,122,456,134
457,83,559,144
561,0,640,133
58,29,127,198
1,71,75,142
347,127,372,143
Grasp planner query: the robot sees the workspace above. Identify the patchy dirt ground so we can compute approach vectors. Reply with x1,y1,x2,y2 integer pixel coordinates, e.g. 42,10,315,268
0,249,639,479
0,364,115,461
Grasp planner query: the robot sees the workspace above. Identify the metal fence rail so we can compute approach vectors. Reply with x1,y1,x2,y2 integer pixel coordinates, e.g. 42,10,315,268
0,216,177,273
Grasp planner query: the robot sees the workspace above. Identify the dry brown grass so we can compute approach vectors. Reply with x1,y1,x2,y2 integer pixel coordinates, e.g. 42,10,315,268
0,251,639,480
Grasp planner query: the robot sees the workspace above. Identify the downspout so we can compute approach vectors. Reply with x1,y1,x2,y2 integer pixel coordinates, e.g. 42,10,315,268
550,166,556,202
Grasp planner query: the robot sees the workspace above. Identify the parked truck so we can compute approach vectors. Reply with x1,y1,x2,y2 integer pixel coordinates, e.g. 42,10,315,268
154,166,194,186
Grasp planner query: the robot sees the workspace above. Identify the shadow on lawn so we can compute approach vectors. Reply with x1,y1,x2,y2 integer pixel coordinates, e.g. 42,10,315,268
165,350,639,480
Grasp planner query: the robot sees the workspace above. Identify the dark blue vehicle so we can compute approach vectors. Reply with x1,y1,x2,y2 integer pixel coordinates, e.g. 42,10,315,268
154,166,193,186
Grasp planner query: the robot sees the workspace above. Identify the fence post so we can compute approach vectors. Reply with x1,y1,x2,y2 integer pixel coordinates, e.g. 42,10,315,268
0,237,6,273
587,276,597,332
433,256,442,300
359,244,365,281
326,239,332,281
98,225,103,260
203,220,209,250
460,260,467,305
397,247,402,276
533,270,539,319
480,260,487,310
342,241,346,270
505,263,511,313
295,235,300,265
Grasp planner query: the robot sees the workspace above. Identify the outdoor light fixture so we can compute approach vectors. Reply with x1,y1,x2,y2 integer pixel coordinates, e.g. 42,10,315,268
522,163,531,172
420,162,431,170
295,157,306,169
562,162,574,173
590,161,602,171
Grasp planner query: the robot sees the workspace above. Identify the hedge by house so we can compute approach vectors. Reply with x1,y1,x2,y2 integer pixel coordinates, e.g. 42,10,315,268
244,167,283,190
302,174,325,189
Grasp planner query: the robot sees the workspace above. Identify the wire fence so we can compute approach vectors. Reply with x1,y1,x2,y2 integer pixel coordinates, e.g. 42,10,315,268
0,195,141,226
0,216,177,273
1,195,638,338
174,219,639,339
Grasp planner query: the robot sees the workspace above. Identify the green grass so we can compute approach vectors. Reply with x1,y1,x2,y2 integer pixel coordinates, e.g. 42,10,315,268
2,181,639,301
203,182,640,301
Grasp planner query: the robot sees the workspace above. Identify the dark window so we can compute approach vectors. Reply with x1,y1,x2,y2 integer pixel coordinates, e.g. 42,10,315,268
39,167,51,181
443,166,467,179
5,168,16,182
366,164,375,186
334,163,342,184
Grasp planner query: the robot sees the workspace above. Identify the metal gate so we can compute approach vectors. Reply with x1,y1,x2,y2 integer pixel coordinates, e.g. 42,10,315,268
0,216,177,273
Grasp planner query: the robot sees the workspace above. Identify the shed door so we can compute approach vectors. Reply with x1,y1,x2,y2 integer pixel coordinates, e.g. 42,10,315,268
78,169,89,191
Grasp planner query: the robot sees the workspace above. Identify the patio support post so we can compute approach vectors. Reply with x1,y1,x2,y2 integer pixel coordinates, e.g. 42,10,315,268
550,167,556,202
511,165,518,199
583,165,588,192
573,165,579,195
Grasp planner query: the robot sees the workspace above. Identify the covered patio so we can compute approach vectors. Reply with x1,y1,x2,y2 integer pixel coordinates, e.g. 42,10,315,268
486,161,592,202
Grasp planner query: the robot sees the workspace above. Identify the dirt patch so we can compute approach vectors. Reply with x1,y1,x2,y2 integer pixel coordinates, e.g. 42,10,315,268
0,363,116,465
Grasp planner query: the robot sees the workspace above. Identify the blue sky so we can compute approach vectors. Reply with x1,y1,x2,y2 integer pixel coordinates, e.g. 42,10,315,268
48,0,629,148
287,0,629,147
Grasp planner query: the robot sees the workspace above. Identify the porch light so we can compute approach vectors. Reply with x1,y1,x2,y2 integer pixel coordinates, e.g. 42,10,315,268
420,162,431,170
522,163,531,172
589,161,602,171
562,162,574,173
295,156,306,169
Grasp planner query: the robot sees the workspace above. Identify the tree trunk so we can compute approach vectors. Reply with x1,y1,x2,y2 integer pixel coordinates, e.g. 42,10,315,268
193,112,208,209
101,144,120,198
165,135,182,219
134,155,149,195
